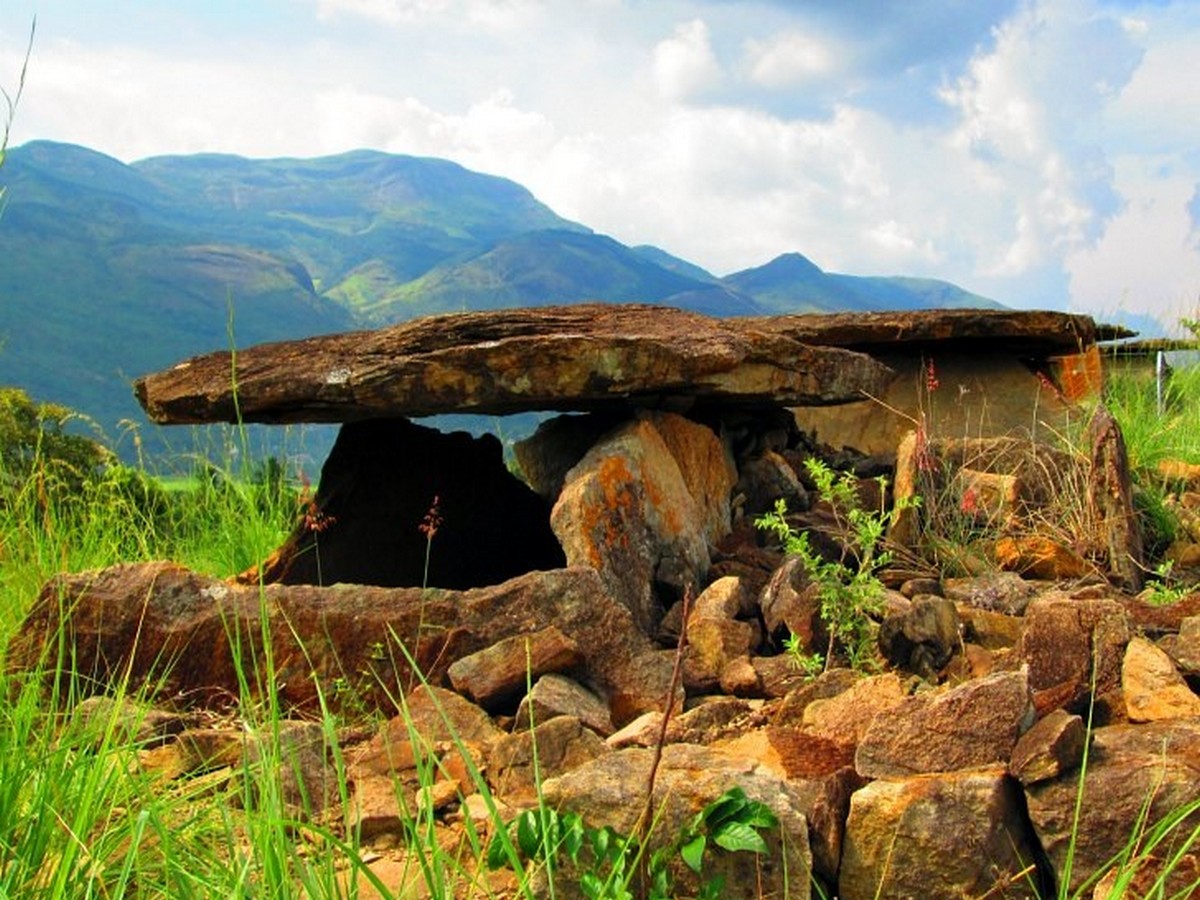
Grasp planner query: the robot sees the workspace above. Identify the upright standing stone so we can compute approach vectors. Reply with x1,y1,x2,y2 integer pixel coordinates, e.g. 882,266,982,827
551,415,712,633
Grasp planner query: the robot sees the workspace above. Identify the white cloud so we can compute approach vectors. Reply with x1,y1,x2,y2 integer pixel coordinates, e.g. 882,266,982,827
744,30,837,88
314,0,535,28
1066,159,1200,324
2,0,1200,329
653,19,722,102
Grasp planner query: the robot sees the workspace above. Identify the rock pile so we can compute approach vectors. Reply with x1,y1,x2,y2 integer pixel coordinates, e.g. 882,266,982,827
10,303,1199,897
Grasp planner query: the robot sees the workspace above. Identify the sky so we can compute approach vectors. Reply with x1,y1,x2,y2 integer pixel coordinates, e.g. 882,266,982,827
2,0,1199,331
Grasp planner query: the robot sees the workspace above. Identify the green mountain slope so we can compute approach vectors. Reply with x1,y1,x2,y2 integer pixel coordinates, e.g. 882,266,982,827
367,229,760,321
0,142,1005,460
0,143,356,444
133,148,583,294
0,142,584,446
723,252,1002,314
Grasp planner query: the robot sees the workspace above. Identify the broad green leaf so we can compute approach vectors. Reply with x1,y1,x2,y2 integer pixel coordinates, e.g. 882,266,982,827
713,820,770,855
485,834,509,870
579,871,604,899
679,833,707,873
590,824,610,860
741,801,779,830
517,809,541,858
562,814,585,862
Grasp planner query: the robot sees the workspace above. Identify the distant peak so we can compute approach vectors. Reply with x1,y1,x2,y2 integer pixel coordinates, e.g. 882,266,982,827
764,252,824,276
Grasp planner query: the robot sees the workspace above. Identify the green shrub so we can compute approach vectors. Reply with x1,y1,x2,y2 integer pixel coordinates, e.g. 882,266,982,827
0,387,112,500
756,458,917,673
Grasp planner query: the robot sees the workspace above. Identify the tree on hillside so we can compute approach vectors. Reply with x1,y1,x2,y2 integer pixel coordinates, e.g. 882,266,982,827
0,387,111,495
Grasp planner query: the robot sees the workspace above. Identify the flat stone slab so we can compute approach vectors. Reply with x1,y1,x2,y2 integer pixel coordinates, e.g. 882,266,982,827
746,308,1107,354
133,303,892,424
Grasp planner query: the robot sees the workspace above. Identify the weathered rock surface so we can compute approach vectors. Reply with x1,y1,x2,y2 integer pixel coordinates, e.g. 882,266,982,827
541,743,812,899
134,303,891,424
746,308,1101,351
712,726,863,881
487,716,610,804
1121,635,1200,722
513,673,615,736
759,555,820,645
839,768,1045,900
877,595,960,678
1087,402,1144,591
1025,719,1200,895
550,413,714,632
1017,595,1130,709
800,673,907,745
1008,708,1085,786
772,309,1109,459
854,670,1035,778
1160,615,1200,673
943,570,1038,615
995,534,1090,580
446,625,581,709
8,562,673,724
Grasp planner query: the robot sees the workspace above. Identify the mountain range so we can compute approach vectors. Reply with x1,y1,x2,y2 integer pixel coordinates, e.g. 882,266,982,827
0,140,1000,458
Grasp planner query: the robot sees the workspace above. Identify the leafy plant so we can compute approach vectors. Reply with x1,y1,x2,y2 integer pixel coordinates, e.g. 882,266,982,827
756,457,916,672
1139,560,1197,607
486,786,779,899
782,631,825,678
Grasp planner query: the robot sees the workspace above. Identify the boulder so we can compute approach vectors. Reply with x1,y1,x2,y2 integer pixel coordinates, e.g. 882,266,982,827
487,715,610,804
1024,719,1200,896
994,535,1090,581
134,303,891,424
1121,635,1200,722
541,743,812,899
1008,709,1085,786
1087,402,1144,591
513,673,615,736
648,411,738,548
550,414,712,632
800,673,907,745
854,670,1035,779
712,726,864,882
734,449,807,519
9,563,673,725
446,626,581,710
347,685,500,781
1016,595,1130,709
839,768,1045,899
687,576,758,690
1159,615,1200,674
243,719,336,819
513,412,624,500
956,604,1024,650
877,595,960,679
771,667,861,725
943,570,1038,616
759,556,821,645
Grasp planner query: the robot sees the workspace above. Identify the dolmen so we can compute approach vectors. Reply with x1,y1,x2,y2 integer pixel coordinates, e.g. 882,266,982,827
12,302,1192,899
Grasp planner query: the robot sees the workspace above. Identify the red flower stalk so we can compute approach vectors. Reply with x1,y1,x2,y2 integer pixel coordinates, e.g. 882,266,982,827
297,471,334,534
419,495,443,541
924,357,940,393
